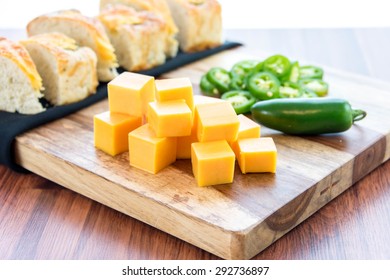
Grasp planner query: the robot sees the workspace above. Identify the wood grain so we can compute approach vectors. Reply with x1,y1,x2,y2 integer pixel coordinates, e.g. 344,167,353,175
9,46,390,259
1,28,390,260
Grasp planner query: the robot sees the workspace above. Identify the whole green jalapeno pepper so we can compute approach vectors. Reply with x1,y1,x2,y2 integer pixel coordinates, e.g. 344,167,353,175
251,98,367,135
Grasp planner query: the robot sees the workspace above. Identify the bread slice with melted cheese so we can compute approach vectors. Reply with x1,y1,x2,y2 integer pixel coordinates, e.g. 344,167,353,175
21,33,99,106
99,5,169,71
26,9,118,82
0,37,45,114
99,0,179,58
165,0,223,52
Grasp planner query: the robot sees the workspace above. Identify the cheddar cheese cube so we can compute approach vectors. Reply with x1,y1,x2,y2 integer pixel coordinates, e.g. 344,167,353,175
94,111,142,156
230,114,261,157
148,100,192,137
191,140,235,187
237,137,277,174
108,72,155,119
128,124,177,174
176,95,225,159
176,125,198,159
155,78,194,111
195,101,239,143
193,95,225,105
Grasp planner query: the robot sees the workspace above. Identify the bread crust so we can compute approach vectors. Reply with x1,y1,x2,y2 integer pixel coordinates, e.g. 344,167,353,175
0,37,45,114
99,0,179,57
165,0,223,52
26,9,118,82
21,33,99,106
99,5,170,71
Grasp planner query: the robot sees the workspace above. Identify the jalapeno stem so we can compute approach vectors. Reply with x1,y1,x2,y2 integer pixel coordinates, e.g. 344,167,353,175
352,109,367,122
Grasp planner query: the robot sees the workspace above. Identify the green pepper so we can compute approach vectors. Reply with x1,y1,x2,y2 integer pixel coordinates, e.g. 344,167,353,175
251,98,367,135
206,67,231,93
299,87,318,98
200,74,220,97
299,65,324,79
230,60,259,78
247,72,280,100
263,54,291,79
283,61,300,83
229,75,246,90
299,78,329,97
279,82,302,98
221,90,256,114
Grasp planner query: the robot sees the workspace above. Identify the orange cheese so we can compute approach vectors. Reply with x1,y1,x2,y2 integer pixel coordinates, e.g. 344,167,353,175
230,114,261,157
195,101,239,143
237,137,277,174
148,99,192,137
108,71,155,120
128,124,177,174
155,78,194,111
191,140,235,187
176,95,226,159
94,111,142,156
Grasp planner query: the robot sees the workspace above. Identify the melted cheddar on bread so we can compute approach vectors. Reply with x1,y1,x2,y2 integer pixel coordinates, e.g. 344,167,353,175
26,9,118,82
0,37,45,114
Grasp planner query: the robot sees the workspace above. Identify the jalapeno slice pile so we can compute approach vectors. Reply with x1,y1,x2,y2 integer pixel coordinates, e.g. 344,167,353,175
199,54,330,114
221,90,256,114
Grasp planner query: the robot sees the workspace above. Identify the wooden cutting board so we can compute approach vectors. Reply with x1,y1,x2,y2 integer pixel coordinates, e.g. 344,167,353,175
13,47,390,259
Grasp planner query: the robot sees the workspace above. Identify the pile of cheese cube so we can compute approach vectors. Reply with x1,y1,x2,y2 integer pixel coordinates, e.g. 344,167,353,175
94,72,277,187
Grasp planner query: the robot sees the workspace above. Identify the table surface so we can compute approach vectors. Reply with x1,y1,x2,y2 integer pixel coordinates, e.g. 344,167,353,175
1,28,390,260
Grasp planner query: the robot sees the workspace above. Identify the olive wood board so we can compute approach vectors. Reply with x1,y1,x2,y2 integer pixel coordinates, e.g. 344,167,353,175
13,48,390,259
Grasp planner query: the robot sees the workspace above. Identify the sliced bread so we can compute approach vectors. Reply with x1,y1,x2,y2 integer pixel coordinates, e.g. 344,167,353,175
99,5,168,71
165,0,223,52
27,9,118,82
21,33,99,106
99,0,179,58
0,37,45,114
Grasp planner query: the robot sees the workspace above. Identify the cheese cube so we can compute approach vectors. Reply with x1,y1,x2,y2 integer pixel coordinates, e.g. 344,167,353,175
108,72,155,119
128,124,177,174
191,140,235,187
195,102,239,143
237,137,277,174
155,78,194,111
94,111,142,156
148,100,192,137
176,95,225,159
176,125,198,159
230,114,261,157
193,95,225,105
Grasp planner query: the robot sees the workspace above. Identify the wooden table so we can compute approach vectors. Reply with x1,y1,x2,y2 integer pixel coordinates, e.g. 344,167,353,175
1,28,390,260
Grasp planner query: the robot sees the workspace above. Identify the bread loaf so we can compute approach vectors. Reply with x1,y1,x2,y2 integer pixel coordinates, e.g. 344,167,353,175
26,9,118,82
165,0,223,52
21,33,99,106
99,5,169,71
99,0,179,58
0,37,45,114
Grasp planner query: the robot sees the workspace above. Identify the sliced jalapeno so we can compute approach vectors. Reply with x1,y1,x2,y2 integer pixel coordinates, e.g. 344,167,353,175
206,67,231,93
299,65,324,80
221,90,256,114
279,82,302,98
299,78,329,97
200,74,220,97
283,61,300,83
300,87,318,98
229,75,246,90
247,72,280,100
230,60,259,78
263,54,291,79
